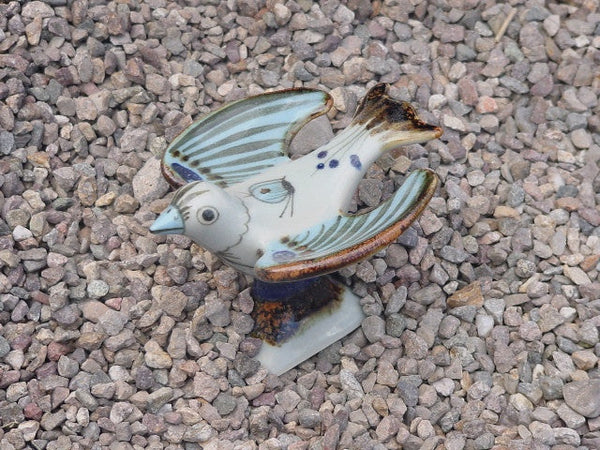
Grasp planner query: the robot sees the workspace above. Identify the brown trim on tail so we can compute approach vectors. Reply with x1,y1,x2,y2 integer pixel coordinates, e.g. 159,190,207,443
354,83,442,138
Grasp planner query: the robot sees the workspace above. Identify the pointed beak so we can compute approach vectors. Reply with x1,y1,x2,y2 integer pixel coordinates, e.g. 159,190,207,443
150,205,185,235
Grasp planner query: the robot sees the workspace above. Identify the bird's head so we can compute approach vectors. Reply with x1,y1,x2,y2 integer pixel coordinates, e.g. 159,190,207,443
150,181,249,253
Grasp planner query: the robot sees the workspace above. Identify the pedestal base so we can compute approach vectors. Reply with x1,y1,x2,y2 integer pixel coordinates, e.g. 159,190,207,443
250,276,364,376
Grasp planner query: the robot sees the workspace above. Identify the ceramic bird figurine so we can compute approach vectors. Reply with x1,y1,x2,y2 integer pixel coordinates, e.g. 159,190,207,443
150,83,442,374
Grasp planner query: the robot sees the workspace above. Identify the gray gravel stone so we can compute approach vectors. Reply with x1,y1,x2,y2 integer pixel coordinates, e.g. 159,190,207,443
557,403,586,429
147,387,173,413
275,389,301,412
554,427,581,446
412,284,443,305
563,380,600,418
539,376,563,401
132,157,170,203
213,392,237,416
183,423,216,442
339,369,364,399
362,315,385,343
153,286,188,317
298,408,321,428
22,1,55,18
397,380,419,407
537,304,565,332
0,336,10,358
401,330,429,359
193,372,220,402
473,432,495,449
87,279,109,299
376,415,400,442
99,309,128,335
40,410,66,431
144,340,172,369
0,130,15,155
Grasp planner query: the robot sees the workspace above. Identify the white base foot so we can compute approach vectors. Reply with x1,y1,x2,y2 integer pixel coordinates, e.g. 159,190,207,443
252,278,364,376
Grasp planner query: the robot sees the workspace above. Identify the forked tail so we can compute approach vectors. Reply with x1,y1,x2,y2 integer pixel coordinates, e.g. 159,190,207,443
352,83,442,151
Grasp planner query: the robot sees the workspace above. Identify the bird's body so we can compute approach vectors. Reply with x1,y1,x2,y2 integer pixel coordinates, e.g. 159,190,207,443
151,84,442,282
218,122,397,272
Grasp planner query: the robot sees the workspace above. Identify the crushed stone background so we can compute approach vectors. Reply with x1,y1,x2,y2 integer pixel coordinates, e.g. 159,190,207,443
0,0,599,449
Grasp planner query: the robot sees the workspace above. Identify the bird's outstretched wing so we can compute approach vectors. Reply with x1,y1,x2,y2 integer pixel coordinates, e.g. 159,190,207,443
162,89,332,188
255,169,438,282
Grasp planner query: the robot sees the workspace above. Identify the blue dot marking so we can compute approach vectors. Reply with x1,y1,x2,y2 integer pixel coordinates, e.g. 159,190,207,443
329,159,339,168
316,163,325,169
350,154,362,170
272,250,296,262
317,151,327,159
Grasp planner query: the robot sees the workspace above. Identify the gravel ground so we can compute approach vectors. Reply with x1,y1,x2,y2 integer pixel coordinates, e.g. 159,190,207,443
1,0,599,449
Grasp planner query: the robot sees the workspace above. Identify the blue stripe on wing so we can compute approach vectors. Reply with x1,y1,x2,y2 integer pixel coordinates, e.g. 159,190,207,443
163,89,332,187
172,163,203,182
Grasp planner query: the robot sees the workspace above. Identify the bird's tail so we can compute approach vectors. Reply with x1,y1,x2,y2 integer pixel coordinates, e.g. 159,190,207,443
351,84,442,151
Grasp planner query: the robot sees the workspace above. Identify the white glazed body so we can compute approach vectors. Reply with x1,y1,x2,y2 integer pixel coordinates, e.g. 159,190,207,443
217,124,380,273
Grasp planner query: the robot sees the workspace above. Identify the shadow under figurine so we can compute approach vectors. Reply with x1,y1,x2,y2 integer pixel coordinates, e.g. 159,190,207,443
150,83,442,375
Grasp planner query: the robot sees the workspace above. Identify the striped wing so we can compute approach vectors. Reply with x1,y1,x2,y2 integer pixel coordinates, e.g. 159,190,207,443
255,170,438,282
163,89,332,187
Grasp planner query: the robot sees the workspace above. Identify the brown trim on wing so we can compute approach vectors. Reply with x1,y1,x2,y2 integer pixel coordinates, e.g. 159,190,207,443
161,161,186,189
256,171,438,282
283,91,333,151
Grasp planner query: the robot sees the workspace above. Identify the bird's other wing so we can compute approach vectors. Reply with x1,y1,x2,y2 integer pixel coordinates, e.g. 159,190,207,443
162,89,332,188
255,169,438,282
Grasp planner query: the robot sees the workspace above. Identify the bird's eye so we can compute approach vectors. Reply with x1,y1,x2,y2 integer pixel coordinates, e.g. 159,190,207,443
197,206,219,224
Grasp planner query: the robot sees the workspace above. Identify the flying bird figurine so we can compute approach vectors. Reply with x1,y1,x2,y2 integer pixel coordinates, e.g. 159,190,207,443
150,83,442,374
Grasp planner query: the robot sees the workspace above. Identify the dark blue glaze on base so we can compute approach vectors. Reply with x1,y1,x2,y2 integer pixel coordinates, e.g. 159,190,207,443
251,276,344,345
